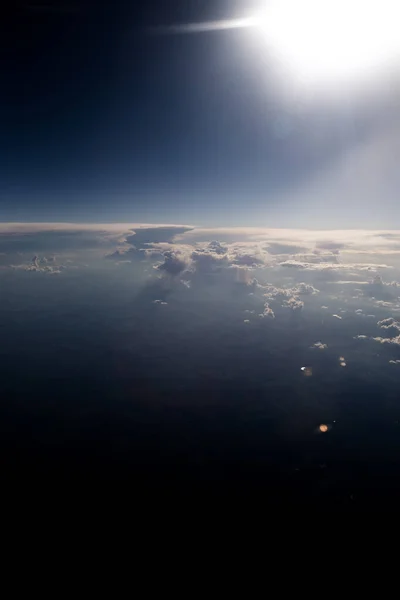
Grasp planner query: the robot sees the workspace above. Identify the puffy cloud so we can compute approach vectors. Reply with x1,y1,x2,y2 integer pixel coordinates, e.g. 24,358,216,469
259,303,275,319
207,241,227,255
284,297,304,311
191,249,228,272
378,317,400,332
4,225,400,303
279,260,307,269
358,320,400,345
362,273,400,302
263,285,294,301
233,253,266,267
106,226,193,259
332,314,342,320
11,255,65,274
293,282,319,295
262,284,310,312
6,223,400,261
312,342,328,349
372,336,400,346
156,250,191,276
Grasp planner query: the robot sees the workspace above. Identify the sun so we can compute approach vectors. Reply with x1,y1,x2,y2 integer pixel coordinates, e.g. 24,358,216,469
251,0,400,87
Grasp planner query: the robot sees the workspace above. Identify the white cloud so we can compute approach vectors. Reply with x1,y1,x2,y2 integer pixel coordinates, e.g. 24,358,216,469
259,303,275,319
312,342,328,350
284,297,304,311
373,335,400,345
378,317,400,331
10,255,66,274
156,250,191,276
293,283,319,295
191,249,228,272
279,260,392,272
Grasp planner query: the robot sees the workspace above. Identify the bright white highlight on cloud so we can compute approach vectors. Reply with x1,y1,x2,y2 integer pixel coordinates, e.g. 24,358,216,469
253,0,400,86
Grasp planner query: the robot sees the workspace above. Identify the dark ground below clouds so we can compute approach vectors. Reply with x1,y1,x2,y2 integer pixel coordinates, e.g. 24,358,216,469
2,342,400,510
2,381,400,512
2,270,400,511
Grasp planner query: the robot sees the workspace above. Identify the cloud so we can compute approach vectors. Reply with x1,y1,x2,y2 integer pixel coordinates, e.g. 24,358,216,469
356,319,400,346
151,17,254,35
278,259,390,271
191,249,228,273
375,300,400,308
259,303,275,319
261,282,317,313
284,297,304,311
312,342,328,349
10,255,65,274
105,247,138,260
233,253,266,267
332,314,342,320
378,317,400,332
156,250,191,276
0,223,195,261
124,227,193,247
265,243,309,255
207,241,227,255
373,336,400,346
106,226,194,260
4,225,400,301
293,283,319,295
315,241,347,252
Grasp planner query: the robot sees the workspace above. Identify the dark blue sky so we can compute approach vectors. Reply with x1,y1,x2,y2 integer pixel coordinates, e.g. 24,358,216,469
1,1,398,226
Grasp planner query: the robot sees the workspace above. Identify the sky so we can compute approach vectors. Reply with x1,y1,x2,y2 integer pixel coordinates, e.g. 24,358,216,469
3,1,400,507
2,0,400,227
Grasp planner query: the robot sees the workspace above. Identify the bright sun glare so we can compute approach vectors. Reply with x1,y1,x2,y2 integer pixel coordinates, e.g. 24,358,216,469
251,0,400,87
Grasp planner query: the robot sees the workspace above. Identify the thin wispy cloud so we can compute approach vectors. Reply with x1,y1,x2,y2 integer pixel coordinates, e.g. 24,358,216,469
151,18,255,35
